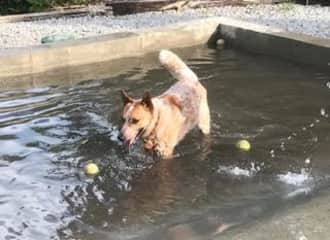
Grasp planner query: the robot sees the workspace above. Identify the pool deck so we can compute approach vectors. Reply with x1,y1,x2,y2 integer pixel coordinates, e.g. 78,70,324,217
0,16,329,83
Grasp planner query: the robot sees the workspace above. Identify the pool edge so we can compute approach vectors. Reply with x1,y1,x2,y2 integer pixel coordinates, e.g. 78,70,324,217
217,17,330,68
0,18,220,79
0,17,329,81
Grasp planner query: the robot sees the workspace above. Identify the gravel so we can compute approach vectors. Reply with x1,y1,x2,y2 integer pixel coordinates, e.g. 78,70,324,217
0,3,329,49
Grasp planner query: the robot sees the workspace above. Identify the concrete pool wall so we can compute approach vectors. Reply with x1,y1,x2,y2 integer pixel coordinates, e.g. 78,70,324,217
217,17,330,67
0,16,329,85
0,18,220,79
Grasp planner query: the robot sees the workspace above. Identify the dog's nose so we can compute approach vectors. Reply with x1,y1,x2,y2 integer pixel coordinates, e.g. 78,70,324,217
117,133,124,142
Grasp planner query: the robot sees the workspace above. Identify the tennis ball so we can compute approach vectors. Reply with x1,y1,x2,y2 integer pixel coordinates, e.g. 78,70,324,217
84,163,99,176
236,140,251,151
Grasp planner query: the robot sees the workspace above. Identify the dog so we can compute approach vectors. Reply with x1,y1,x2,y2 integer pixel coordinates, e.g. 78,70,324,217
118,49,210,158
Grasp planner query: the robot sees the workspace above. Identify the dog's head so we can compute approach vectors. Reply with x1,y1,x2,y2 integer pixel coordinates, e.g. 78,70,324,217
118,90,154,147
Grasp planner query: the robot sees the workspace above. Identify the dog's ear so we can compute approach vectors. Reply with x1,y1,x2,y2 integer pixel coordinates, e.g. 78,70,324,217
121,89,134,105
141,91,153,111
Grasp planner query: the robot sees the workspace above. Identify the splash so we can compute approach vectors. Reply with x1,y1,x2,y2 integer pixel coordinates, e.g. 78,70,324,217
278,169,312,186
218,163,260,177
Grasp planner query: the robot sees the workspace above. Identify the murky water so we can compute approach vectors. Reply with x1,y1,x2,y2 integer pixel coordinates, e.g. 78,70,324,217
0,46,329,240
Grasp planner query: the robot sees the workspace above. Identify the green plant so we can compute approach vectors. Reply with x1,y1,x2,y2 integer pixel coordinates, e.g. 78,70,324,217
0,0,97,15
26,0,52,11
54,0,90,5
0,0,29,14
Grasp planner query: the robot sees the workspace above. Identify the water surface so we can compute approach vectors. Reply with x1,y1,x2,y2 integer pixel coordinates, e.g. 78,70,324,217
0,46,329,240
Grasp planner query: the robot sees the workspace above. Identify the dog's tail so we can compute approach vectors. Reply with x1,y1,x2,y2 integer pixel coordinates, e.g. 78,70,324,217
159,49,198,82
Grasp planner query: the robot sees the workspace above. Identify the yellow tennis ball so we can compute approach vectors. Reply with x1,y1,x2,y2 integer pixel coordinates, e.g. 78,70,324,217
236,140,251,151
84,163,99,176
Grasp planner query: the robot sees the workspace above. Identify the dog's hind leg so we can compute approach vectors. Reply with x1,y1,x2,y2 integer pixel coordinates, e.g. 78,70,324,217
198,94,210,135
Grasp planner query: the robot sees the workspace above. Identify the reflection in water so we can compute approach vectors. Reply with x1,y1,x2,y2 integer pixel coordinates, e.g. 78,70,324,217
0,46,329,240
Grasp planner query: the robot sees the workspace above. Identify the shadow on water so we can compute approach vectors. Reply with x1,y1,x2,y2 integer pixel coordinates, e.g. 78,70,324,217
0,45,329,240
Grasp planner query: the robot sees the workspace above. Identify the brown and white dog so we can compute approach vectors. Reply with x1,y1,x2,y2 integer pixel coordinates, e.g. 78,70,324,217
118,49,210,158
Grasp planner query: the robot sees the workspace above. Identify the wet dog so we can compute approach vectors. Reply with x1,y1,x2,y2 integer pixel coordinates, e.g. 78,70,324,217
118,49,210,158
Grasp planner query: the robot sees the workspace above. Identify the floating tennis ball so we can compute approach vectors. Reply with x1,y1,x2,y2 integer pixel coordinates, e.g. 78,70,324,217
84,163,99,176
216,38,225,49
236,139,251,151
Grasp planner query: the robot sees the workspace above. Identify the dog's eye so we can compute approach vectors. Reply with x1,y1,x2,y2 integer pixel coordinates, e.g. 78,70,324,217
130,118,139,124
121,117,125,122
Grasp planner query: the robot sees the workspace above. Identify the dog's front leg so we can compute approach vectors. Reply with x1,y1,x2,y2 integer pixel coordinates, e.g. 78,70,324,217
155,141,174,159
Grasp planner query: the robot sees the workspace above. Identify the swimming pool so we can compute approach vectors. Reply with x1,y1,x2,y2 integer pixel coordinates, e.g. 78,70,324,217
0,45,329,240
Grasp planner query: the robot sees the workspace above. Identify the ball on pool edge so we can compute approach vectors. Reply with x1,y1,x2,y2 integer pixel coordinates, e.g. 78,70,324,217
236,139,251,151
84,163,99,176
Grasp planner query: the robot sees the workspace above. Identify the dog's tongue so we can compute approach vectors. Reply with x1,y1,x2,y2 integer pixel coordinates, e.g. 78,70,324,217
127,137,137,151
144,140,153,150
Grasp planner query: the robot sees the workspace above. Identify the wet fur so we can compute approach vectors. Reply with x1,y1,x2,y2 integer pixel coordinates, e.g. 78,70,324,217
120,49,210,158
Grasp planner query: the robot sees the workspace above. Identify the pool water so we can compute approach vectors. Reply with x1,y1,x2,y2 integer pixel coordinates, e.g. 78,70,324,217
0,46,329,240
